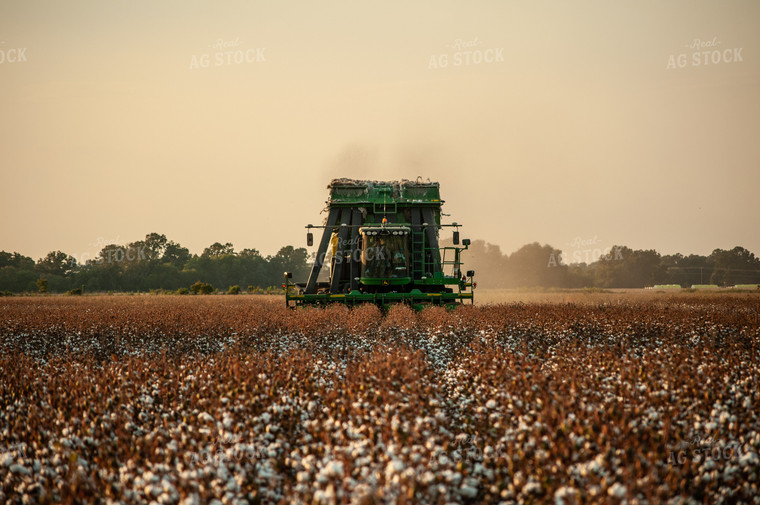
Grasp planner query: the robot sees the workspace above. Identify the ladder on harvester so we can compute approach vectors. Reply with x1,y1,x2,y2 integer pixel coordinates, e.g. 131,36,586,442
410,208,425,279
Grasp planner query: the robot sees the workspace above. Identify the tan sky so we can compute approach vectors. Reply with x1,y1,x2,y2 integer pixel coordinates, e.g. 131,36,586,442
1,0,759,264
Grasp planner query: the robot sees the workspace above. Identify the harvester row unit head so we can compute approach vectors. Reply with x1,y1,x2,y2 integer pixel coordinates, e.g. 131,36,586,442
284,178,475,309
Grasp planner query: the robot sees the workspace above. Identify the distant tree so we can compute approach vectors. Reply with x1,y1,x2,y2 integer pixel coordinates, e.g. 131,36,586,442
266,246,310,286
442,239,510,289
239,248,262,258
97,244,127,265
162,241,191,269
36,277,48,293
710,246,760,285
0,251,35,270
594,246,665,288
190,281,213,294
508,242,568,288
143,232,168,260
0,267,37,292
202,242,235,258
661,253,713,286
594,246,632,288
123,241,149,263
36,251,77,277
565,263,594,288
228,285,241,295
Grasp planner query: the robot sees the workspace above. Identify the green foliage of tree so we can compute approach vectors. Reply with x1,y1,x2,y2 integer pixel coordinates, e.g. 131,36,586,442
446,239,510,288
0,266,38,292
266,246,311,286
36,277,48,293
509,242,569,288
0,252,34,270
228,285,241,295
709,246,760,286
162,241,191,269
593,247,667,288
190,281,213,295
36,251,77,277
661,253,714,287
202,242,235,258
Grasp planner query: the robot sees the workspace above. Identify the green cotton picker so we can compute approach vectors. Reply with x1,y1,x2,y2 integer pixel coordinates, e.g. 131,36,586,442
284,178,476,309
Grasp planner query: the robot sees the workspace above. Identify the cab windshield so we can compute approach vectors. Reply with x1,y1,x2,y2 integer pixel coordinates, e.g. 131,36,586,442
361,230,410,278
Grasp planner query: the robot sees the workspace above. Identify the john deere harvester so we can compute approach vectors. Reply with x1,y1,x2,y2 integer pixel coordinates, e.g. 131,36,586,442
284,178,475,309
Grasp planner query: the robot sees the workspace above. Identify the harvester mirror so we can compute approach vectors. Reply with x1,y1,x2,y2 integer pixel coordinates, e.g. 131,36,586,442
467,270,475,277
285,272,293,279
462,238,471,246
307,232,313,247
453,231,460,245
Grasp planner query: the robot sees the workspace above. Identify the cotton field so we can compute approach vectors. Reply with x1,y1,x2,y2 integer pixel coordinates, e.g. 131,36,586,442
1,294,759,504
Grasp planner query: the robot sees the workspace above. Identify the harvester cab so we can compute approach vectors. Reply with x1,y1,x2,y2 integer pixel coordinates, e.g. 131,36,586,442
284,178,475,309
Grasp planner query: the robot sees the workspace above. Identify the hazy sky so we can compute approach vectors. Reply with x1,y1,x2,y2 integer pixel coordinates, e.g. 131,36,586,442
2,0,758,264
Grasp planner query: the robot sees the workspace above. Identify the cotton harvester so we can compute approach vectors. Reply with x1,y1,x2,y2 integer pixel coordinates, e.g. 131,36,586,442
284,178,475,309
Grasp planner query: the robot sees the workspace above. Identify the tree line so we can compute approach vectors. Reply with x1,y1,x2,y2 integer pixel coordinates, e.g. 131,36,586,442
0,233,310,294
1,233,759,293
460,240,760,289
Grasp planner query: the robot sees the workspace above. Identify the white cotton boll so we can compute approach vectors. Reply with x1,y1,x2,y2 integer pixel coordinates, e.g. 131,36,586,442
607,483,626,498
9,464,30,476
385,459,404,479
740,450,759,467
459,484,478,498
145,484,162,498
180,494,199,505
421,471,436,485
554,486,578,505
522,481,541,495
325,460,344,477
